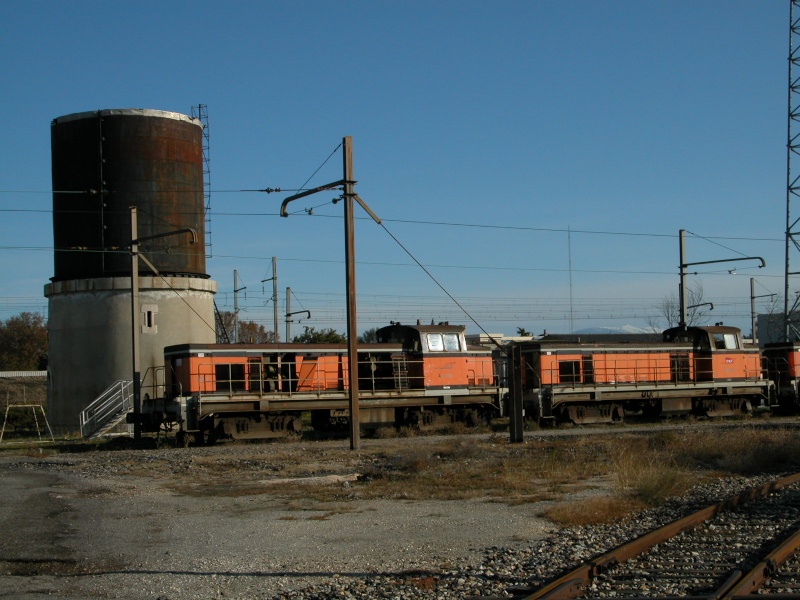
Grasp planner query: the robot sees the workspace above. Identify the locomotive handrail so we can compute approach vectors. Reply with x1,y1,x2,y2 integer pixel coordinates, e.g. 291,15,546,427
538,353,765,390
181,353,496,399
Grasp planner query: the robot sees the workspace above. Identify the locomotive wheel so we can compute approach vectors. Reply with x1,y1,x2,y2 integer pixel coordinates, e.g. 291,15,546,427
463,409,479,427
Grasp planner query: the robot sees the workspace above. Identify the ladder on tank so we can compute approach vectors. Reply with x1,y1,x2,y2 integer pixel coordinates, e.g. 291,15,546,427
79,380,133,439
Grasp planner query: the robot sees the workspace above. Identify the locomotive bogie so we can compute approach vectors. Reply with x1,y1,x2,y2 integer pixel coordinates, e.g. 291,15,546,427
211,413,304,441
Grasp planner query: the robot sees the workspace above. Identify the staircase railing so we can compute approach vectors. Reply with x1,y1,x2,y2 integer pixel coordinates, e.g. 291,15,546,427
79,380,133,438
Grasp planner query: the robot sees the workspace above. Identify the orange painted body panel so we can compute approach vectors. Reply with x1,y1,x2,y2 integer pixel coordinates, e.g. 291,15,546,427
179,355,252,393
538,351,676,385
423,356,468,388
532,347,762,387
789,350,800,378
295,355,346,391
590,352,673,383
468,355,495,386
538,353,566,385
708,352,762,381
175,354,349,394
170,352,494,395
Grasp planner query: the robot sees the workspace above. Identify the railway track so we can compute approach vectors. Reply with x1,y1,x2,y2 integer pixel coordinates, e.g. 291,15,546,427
490,473,800,600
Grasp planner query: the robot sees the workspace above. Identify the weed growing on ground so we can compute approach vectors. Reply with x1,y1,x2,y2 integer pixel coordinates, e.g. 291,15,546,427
19,422,800,528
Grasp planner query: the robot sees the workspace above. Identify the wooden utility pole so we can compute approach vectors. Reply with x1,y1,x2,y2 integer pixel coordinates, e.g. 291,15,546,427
130,207,142,442
280,136,381,451
260,257,280,342
286,287,291,342
129,207,195,443
342,137,360,450
273,257,279,341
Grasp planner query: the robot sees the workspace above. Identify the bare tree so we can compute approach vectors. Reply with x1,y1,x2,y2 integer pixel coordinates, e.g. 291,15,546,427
648,282,711,330
754,293,791,343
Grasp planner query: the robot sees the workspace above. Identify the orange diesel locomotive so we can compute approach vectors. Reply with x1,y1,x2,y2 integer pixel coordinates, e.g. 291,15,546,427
509,325,773,425
139,322,500,443
763,340,800,414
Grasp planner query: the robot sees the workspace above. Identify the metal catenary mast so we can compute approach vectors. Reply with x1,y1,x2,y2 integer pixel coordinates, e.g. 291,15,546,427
785,1,800,340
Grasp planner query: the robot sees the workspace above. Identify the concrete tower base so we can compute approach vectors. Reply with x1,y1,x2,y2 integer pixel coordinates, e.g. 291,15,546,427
45,276,217,433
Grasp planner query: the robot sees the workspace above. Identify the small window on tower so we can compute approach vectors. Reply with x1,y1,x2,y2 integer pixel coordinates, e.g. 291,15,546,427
141,304,158,334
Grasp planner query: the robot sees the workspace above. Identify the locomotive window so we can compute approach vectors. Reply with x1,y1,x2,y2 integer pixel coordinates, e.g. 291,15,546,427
426,333,461,352
442,333,460,351
713,333,739,350
426,334,444,351
215,363,246,392
559,360,581,384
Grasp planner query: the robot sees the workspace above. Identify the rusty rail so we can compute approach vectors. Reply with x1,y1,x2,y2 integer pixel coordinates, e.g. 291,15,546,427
515,472,800,600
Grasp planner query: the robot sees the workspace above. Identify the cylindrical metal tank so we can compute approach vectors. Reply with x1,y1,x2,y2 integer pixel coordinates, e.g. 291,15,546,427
51,109,207,281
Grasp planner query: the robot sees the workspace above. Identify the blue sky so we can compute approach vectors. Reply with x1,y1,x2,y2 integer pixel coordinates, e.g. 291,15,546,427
0,1,791,337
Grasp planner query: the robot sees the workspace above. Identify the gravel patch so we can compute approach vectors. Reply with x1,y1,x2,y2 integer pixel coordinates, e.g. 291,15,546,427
0,439,555,599
0,434,789,599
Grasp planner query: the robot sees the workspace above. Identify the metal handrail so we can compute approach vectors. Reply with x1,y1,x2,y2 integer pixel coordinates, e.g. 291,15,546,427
540,352,765,390
186,355,497,397
79,380,133,438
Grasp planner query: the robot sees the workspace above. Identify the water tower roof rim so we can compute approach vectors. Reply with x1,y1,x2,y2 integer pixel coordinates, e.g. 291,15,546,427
51,108,201,127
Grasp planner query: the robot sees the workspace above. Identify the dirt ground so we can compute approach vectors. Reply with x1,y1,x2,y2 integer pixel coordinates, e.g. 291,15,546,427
0,436,566,600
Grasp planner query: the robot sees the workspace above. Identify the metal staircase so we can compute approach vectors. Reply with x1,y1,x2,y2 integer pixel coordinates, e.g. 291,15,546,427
79,380,133,438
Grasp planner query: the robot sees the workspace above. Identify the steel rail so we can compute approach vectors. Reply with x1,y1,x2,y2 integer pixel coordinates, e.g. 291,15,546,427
722,523,800,598
513,472,800,600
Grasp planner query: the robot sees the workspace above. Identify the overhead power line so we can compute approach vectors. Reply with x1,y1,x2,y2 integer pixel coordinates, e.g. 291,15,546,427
0,206,783,244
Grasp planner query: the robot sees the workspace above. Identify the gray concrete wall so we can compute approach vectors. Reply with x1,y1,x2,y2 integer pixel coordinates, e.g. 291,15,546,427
45,276,217,433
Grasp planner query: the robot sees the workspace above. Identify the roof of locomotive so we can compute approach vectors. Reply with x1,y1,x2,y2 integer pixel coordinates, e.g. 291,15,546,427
374,322,494,354
662,325,743,343
514,339,694,352
763,340,800,350
515,325,746,352
163,342,403,356
539,333,662,344
375,322,466,343
376,322,466,335
663,325,742,335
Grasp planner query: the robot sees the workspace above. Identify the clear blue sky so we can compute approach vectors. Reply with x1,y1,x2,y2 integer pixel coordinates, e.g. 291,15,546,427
0,0,790,336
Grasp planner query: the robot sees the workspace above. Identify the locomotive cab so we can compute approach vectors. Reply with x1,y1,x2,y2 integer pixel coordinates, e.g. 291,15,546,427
662,326,760,383
376,322,494,391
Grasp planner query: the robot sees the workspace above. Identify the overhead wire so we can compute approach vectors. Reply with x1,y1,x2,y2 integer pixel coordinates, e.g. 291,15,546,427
1,178,787,330
0,204,785,243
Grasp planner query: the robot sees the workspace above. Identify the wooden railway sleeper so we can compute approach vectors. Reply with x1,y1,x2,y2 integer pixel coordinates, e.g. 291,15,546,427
509,472,800,600
722,525,800,598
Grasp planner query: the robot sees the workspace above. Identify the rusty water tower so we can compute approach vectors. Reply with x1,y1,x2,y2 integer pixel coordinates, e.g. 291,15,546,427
44,109,218,432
